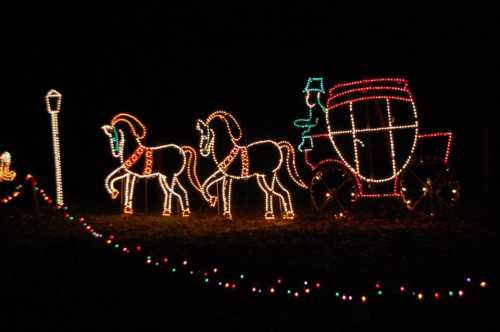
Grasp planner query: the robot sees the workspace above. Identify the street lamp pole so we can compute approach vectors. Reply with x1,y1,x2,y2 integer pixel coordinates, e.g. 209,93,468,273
45,89,64,206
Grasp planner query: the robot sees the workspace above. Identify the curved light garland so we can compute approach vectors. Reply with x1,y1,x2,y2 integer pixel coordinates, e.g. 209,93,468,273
102,113,201,216
196,110,307,220
0,174,33,204
12,174,489,303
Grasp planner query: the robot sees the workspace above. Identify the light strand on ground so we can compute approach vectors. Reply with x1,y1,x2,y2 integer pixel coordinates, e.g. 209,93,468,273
0,185,23,204
0,174,33,204
196,110,307,220
23,174,489,302
102,113,201,216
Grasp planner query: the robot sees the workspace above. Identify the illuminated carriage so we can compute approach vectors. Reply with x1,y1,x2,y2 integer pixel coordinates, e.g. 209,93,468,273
298,78,459,217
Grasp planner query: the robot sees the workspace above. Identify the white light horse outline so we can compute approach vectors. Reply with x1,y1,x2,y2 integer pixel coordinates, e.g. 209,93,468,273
102,113,201,216
196,110,307,220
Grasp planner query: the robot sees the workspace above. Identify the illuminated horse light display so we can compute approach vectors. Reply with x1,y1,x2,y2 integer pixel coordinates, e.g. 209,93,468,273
196,111,308,220
102,113,201,216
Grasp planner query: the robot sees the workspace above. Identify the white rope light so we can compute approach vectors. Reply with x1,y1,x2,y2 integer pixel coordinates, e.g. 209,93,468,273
102,113,201,216
196,111,307,220
45,90,64,206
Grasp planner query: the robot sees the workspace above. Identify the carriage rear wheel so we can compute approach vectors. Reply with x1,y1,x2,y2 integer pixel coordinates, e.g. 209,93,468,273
400,158,460,217
310,164,358,219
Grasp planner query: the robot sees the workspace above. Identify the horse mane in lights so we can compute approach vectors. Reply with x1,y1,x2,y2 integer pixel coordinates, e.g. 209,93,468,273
196,110,307,220
102,113,201,216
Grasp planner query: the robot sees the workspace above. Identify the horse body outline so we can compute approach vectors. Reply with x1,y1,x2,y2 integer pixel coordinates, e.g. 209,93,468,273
102,113,200,216
196,110,307,220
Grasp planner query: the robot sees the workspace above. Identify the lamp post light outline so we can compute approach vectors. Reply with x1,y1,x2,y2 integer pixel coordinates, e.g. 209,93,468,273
45,89,64,206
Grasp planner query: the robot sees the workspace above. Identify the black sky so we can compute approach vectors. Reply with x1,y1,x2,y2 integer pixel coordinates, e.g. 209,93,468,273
1,2,496,208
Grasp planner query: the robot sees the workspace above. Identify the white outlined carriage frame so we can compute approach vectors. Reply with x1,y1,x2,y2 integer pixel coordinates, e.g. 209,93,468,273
303,78,455,199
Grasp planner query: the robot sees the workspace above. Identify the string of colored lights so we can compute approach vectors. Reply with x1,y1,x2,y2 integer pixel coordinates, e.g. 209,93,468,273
0,151,16,182
102,113,201,216
45,90,64,206
196,111,307,220
16,174,489,302
0,186,23,204
0,175,31,204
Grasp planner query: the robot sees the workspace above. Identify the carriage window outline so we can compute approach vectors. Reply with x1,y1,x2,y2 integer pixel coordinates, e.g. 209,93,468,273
324,79,420,183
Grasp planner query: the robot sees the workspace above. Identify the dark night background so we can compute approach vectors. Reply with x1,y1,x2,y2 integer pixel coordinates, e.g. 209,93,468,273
2,2,496,209
1,1,497,330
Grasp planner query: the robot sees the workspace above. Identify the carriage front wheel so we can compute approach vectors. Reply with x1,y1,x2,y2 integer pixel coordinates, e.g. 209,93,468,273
310,164,358,219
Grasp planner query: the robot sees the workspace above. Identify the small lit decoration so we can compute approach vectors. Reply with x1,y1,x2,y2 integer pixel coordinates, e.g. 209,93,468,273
293,77,326,152
102,113,201,216
295,78,458,216
45,89,64,206
196,110,307,220
0,151,16,182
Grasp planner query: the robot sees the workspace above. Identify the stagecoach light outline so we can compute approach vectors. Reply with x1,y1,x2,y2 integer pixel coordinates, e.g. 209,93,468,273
294,77,460,217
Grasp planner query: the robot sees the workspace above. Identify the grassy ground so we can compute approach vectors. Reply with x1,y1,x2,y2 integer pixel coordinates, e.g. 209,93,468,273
0,199,496,330
86,207,495,284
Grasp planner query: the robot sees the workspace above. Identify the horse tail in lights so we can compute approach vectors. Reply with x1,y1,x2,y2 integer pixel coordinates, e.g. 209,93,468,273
181,146,202,192
278,141,308,189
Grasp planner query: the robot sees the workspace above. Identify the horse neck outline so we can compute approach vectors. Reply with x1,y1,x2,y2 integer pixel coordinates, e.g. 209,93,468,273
207,117,243,172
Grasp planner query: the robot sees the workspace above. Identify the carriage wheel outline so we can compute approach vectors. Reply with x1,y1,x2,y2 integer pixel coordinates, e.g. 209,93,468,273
400,157,460,216
309,163,359,218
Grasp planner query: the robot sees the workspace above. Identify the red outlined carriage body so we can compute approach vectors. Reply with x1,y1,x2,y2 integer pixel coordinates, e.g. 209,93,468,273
303,78,454,199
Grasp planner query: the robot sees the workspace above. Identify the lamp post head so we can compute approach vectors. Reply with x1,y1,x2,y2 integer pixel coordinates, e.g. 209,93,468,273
45,89,62,114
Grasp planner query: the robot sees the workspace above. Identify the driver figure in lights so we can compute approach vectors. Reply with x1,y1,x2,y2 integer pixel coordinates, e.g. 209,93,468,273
294,77,326,152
